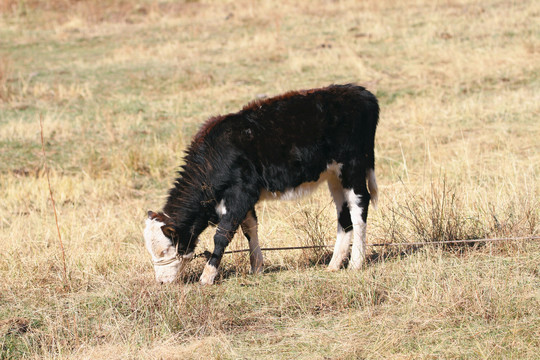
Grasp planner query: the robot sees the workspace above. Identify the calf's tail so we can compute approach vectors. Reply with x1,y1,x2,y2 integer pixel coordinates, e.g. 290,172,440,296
367,168,378,210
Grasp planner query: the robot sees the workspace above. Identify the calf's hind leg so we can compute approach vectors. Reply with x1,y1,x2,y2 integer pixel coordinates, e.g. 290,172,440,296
344,184,370,270
340,164,371,270
241,209,263,274
327,176,353,271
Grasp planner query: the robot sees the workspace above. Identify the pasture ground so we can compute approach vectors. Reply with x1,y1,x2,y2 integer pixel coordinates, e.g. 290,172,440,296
1,0,539,358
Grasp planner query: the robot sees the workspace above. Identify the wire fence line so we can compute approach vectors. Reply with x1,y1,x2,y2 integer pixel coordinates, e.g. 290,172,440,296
210,235,540,257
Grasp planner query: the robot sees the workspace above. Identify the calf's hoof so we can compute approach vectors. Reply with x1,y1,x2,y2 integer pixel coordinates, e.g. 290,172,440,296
200,264,218,285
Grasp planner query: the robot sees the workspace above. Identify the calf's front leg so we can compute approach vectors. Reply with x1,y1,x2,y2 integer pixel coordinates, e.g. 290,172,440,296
200,225,237,285
200,189,258,285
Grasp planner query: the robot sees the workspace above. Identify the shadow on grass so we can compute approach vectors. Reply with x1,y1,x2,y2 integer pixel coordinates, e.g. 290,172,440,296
178,245,430,284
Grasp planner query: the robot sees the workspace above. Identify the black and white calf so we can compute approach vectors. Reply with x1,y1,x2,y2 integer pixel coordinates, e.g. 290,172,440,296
144,84,379,285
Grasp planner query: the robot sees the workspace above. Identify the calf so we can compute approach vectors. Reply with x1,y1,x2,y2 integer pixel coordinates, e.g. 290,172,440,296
144,84,379,285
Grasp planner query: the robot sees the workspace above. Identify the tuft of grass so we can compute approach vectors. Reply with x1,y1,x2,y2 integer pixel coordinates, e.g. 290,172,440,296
375,178,539,248
291,198,334,266
380,179,487,246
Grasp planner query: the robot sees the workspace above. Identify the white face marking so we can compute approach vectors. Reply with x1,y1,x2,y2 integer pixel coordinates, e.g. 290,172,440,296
143,218,191,283
215,199,227,216
144,218,170,259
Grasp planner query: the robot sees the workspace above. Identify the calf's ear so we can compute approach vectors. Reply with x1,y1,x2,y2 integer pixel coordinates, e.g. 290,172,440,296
147,210,157,219
161,225,176,239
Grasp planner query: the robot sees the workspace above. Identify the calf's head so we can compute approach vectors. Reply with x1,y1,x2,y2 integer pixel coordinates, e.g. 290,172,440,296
143,211,193,283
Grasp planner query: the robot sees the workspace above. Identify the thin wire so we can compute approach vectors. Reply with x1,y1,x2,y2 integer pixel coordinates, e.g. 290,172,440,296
198,235,540,257
368,235,540,247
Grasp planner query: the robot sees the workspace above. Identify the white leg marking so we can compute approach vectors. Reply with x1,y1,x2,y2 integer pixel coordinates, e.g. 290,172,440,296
241,212,263,273
327,176,351,271
328,225,352,271
200,263,218,285
345,189,366,270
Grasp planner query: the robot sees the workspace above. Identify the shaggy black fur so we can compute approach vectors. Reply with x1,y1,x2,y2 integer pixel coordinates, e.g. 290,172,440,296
159,84,379,270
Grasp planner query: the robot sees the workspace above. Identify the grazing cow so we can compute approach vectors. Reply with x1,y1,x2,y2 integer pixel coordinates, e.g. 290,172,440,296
144,84,379,285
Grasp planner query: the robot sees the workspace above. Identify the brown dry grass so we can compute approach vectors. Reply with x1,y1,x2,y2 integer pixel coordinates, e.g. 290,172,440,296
1,0,539,358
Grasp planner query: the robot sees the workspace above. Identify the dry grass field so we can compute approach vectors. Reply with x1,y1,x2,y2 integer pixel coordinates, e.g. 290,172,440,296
1,0,539,358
